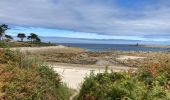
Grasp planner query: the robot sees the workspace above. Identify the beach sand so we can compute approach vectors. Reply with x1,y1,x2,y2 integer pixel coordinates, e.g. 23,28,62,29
117,55,145,60
50,63,137,90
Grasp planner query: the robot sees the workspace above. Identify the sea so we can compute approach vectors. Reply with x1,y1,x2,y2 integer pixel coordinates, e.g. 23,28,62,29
13,36,170,52
34,36,170,52
57,43,170,52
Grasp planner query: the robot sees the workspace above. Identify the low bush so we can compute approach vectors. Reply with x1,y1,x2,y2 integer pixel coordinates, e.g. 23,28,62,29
0,49,71,100
78,63,170,100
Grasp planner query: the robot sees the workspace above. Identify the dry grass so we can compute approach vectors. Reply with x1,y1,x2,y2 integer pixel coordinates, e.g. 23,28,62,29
31,48,97,65
12,46,170,68
28,48,170,67
112,51,170,68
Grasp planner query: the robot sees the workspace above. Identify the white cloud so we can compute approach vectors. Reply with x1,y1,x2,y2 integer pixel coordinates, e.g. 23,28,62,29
0,0,170,37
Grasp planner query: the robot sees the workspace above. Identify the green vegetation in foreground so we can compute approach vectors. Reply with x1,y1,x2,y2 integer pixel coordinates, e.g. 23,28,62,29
0,49,72,100
78,64,170,99
0,41,56,48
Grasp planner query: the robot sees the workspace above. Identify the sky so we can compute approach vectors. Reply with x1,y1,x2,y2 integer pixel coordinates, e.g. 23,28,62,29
0,0,170,43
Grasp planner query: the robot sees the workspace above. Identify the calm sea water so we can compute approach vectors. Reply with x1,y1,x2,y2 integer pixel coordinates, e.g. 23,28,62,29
58,43,169,52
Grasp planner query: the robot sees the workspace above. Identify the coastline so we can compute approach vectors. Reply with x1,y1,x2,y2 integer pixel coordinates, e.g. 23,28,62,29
58,43,169,52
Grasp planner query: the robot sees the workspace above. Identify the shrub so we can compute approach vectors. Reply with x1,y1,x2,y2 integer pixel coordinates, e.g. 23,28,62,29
78,65,170,100
0,49,71,100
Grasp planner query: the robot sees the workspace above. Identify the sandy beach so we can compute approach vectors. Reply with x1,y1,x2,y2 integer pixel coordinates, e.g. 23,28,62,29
51,63,137,90
117,55,145,60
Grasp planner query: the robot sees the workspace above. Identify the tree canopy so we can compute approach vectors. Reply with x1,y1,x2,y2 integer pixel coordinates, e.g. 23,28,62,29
27,33,41,42
17,33,26,42
0,24,9,41
5,35,13,40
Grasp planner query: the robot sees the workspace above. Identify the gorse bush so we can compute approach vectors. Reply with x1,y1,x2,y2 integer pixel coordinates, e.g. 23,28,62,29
78,63,170,100
0,49,71,100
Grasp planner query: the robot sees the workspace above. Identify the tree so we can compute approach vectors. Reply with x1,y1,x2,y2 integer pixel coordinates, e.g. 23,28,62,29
5,35,13,40
27,33,41,42
35,37,41,42
4,35,13,42
0,24,9,41
17,33,26,42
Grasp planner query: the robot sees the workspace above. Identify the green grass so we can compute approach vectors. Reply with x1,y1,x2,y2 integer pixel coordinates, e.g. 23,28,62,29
0,49,72,100
0,41,56,48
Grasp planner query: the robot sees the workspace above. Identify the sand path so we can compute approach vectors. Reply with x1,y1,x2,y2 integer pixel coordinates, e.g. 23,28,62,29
117,55,145,60
51,63,137,99
50,63,137,90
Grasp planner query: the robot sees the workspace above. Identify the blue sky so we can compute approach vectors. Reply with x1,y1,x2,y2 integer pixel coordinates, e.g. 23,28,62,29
1,0,170,43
